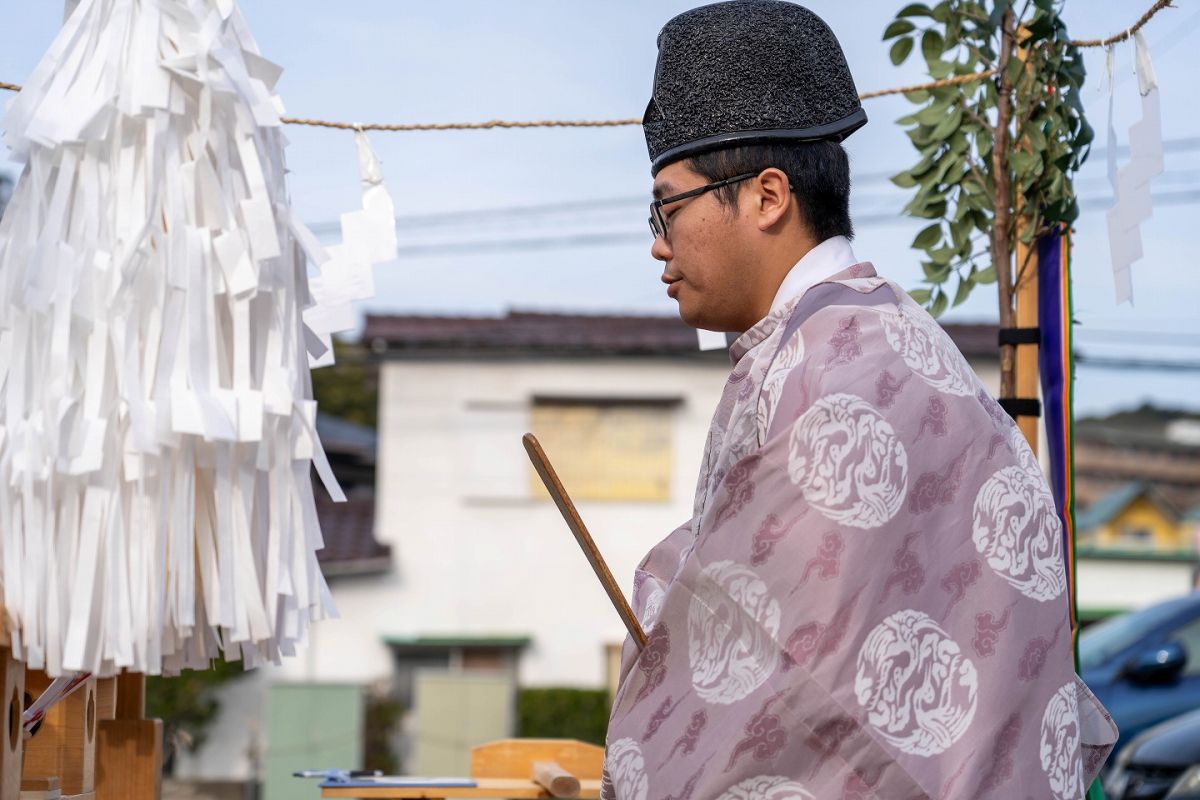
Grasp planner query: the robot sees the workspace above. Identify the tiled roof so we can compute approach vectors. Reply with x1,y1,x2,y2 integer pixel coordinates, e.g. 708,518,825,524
315,492,390,575
363,310,1000,359
1076,404,1200,452
1074,406,1200,512
382,635,533,650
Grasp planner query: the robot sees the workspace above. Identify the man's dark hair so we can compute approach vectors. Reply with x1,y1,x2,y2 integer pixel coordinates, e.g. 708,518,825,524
686,140,853,242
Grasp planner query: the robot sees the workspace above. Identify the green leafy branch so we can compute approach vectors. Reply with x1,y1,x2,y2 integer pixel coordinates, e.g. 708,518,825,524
884,0,1091,361
883,0,1089,398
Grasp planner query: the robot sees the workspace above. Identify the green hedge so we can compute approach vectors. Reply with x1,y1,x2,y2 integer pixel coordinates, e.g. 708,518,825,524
516,687,610,746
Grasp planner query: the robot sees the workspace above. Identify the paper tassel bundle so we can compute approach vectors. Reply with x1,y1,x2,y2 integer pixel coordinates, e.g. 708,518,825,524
0,0,395,676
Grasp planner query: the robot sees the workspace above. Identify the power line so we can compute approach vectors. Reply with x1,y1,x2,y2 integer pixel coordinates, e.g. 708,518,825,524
303,136,1200,237
1075,353,1200,372
395,231,646,256
385,208,921,257
309,195,648,236
1095,137,1200,159
1075,329,1200,346
1078,189,1200,211
338,189,1200,257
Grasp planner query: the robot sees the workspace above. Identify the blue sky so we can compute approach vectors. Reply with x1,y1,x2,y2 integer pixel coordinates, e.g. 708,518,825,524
2,1,1198,416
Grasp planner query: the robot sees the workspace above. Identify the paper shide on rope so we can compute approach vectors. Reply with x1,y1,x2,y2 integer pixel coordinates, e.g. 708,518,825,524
0,0,396,677
1105,33,1164,305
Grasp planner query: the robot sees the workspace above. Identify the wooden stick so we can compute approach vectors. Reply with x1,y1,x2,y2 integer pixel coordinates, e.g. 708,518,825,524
522,434,648,650
532,760,580,798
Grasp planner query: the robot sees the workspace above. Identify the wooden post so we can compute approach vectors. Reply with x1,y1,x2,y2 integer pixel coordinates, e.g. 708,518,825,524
1012,24,1040,455
1014,222,1040,455
95,673,161,800
22,670,98,798
0,616,24,800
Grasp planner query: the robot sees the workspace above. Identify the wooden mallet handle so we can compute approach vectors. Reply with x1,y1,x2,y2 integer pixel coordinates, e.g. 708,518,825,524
532,760,581,798
522,433,648,650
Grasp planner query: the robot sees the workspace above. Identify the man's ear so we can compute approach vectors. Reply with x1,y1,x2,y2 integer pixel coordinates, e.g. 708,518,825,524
754,167,792,231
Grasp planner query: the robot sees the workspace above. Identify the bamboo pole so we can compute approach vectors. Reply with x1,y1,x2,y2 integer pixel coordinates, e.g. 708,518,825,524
1013,25,1040,455
1014,236,1040,453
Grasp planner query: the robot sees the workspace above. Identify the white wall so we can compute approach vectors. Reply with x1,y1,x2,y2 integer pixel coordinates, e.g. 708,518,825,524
279,357,727,688
173,669,267,781
1076,558,1200,611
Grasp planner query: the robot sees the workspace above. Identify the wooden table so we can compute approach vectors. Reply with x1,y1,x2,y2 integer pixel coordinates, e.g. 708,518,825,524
317,738,604,799
320,778,602,798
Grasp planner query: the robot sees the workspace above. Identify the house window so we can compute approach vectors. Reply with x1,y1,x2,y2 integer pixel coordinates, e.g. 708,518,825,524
530,397,679,502
1117,525,1154,548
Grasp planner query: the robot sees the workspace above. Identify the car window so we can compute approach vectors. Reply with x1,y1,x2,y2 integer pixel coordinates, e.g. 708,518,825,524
1079,600,1195,672
1170,617,1200,677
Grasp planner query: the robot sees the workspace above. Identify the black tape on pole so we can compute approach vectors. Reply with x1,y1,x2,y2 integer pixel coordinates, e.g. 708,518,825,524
998,327,1041,346
998,397,1042,419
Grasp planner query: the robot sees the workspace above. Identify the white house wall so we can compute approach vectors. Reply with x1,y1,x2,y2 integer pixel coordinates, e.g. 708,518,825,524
299,358,724,687
1076,558,1199,611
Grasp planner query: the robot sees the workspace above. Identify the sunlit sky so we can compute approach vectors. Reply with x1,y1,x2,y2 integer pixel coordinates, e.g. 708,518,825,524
2,1,1198,416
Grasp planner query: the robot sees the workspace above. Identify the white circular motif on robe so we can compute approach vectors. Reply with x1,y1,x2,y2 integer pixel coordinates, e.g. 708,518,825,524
972,465,1066,602
1040,682,1083,800
688,560,781,705
880,308,975,396
639,585,666,630
605,738,648,800
1009,424,1041,474
854,609,978,756
759,330,805,441
724,409,760,472
705,410,759,511
787,393,908,529
716,775,815,800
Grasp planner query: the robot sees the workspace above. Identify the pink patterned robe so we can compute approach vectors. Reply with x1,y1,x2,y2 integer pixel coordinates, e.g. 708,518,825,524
602,264,1116,800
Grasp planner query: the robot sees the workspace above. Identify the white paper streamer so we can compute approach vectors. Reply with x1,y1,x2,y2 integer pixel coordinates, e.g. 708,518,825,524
298,130,397,368
1105,32,1164,305
0,0,380,676
697,329,728,351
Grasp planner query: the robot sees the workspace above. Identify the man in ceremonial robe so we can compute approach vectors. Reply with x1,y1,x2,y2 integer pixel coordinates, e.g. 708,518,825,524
601,2,1117,798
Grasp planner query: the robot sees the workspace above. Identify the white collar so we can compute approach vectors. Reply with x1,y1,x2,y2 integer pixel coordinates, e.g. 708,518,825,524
768,235,858,315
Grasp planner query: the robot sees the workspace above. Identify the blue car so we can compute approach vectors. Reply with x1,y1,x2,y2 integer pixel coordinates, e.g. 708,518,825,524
1104,707,1200,799
1081,592,1200,759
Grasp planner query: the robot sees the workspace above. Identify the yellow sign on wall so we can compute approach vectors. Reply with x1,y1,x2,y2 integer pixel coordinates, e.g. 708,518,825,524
530,402,674,502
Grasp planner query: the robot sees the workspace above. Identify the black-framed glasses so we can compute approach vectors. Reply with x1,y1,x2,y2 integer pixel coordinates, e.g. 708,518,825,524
648,172,759,241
